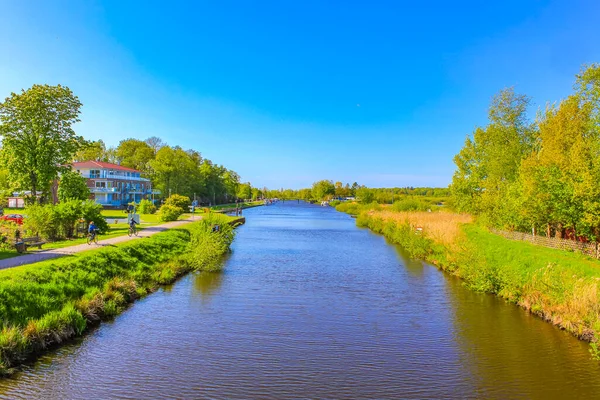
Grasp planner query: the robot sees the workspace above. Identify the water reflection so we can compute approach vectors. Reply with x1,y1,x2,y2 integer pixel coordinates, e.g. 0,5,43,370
444,273,600,399
1,202,600,399
193,271,224,299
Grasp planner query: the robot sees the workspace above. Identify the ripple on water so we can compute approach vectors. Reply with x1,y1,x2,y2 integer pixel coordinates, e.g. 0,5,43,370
1,202,600,399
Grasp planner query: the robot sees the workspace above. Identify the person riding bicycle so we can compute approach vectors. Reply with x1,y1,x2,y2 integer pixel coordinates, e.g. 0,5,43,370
88,221,97,238
129,217,138,232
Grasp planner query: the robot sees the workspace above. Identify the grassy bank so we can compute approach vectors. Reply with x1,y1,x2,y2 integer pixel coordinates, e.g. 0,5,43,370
0,213,237,376
338,203,600,350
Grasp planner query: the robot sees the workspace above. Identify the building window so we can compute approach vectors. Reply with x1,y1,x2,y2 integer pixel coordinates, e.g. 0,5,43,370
90,170,100,178
95,182,106,188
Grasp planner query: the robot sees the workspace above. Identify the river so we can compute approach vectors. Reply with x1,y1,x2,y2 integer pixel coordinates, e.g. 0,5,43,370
1,201,599,399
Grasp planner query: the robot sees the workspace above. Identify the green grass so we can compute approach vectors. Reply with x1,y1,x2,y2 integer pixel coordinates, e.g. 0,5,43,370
100,209,129,220
0,214,237,375
100,210,163,224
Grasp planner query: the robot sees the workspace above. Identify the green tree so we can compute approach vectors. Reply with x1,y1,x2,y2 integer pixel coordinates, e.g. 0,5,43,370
115,138,155,172
0,84,85,203
311,180,335,201
237,183,252,200
356,187,375,203
451,88,535,226
58,170,91,202
74,140,107,162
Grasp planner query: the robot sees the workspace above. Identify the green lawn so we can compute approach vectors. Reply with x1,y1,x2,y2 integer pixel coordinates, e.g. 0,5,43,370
100,209,163,224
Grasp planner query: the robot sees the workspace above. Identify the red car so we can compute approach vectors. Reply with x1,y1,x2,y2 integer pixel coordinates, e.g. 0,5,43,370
0,214,24,225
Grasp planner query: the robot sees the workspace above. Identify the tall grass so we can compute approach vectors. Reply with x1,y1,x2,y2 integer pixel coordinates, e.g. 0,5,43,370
0,215,238,375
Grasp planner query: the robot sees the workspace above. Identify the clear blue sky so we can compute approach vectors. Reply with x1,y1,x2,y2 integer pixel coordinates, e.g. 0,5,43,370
1,1,599,189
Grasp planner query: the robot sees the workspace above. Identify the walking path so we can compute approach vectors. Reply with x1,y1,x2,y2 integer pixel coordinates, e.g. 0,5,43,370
0,217,199,271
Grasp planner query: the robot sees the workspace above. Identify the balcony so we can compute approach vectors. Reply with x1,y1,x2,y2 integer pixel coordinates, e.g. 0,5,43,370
91,187,118,193
83,174,149,182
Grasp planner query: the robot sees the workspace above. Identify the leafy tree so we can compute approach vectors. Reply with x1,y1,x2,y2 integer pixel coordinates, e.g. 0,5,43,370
58,170,91,202
0,84,85,203
356,187,375,203
451,88,535,225
115,138,155,172
237,183,252,200
74,140,107,162
311,180,335,201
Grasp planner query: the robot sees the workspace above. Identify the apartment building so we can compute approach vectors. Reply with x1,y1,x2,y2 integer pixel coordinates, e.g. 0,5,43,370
72,161,160,206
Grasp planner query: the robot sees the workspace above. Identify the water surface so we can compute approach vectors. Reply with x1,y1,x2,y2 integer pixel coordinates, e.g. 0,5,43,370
1,202,598,399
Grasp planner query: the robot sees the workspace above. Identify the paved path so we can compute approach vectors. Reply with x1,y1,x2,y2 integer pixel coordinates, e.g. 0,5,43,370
0,217,200,271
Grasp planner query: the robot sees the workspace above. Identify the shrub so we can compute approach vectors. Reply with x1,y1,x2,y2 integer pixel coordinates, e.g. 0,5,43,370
138,199,157,214
22,204,59,240
23,200,107,240
185,214,235,271
54,199,83,238
0,221,21,250
391,198,431,212
81,200,108,234
158,204,183,222
164,194,191,210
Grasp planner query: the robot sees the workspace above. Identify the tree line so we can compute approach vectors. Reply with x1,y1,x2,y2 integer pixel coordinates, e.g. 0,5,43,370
451,64,600,240
265,180,449,203
0,84,260,206
75,137,252,205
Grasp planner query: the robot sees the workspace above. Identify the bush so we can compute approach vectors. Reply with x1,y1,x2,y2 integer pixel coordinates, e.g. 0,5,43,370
23,204,59,240
158,204,183,222
0,221,21,250
23,200,107,240
391,198,431,212
81,200,108,234
164,194,191,210
138,199,157,214
185,214,235,271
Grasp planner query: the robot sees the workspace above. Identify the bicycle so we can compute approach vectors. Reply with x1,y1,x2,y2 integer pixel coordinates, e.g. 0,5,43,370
87,229,99,245
128,225,138,237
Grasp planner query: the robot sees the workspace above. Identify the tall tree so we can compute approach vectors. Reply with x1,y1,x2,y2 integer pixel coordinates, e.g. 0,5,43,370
145,136,165,155
115,138,155,172
451,88,534,226
0,84,84,203
312,180,335,201
74,139,107,162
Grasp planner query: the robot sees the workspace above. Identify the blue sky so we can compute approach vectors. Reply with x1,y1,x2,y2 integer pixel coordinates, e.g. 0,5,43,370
1,1,599,189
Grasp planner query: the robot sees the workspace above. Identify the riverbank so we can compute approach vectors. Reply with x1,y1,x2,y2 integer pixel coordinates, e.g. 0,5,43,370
337,203,600,349
0,214,238,376
208,201,264,214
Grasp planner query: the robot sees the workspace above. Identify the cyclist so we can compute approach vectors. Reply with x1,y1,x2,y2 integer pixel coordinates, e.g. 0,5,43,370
129,217,138,235
88,221,97,239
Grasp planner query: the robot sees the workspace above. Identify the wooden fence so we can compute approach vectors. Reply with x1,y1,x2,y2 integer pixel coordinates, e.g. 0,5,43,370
491,228,600,259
